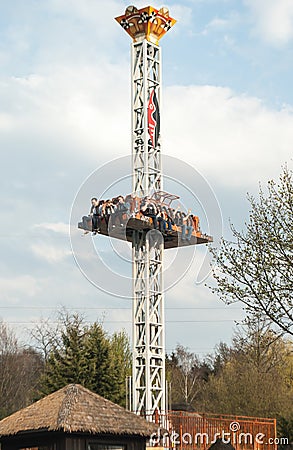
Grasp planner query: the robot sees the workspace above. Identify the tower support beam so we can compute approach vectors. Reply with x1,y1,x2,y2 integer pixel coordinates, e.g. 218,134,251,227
132,39,162,196
132,230,165,414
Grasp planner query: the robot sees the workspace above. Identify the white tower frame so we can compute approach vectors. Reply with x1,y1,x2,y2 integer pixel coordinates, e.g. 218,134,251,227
132,39,165,415
115,5,176,416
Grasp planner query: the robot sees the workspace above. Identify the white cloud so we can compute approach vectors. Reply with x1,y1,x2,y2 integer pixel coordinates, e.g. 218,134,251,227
202,12,239,35
3,66,292,194
1,57,292,237
33,222,69,234
0,275,40,302
168,4,193,30
31,243,72,263
207,17,230,29
1,1,291,195
48,0,122,33
245,0,293,45
0,64,130,163
163,85,293,188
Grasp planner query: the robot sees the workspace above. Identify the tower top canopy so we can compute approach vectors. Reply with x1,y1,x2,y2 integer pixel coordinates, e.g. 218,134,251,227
115,5,176,45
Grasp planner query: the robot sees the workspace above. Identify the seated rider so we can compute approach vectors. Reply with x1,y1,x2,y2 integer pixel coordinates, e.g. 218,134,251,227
140,196,158,229
156,205,173,233
111,195,130,227
156,204,166,233
103,199,115,227
91,198,103,235
191,214,199,233
181,209,193,242
162,206,174,232
125,194,136,217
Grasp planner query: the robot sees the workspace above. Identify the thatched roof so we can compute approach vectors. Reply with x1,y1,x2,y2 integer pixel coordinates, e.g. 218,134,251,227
0,384,158,438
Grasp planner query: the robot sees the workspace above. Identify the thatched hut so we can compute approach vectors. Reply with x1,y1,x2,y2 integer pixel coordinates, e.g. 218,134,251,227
0,384,158,450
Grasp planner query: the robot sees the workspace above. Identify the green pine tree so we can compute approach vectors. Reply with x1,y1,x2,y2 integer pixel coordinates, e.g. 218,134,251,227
39,314,131,406
108,330,131,406
40,315,88,394
83,322,113,399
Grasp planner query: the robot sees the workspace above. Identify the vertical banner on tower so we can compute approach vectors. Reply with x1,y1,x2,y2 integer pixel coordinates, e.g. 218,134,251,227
148,89,160,148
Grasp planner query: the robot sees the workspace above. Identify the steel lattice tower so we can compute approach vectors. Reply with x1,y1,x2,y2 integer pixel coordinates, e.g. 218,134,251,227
116,6,176,415
78,4,211,415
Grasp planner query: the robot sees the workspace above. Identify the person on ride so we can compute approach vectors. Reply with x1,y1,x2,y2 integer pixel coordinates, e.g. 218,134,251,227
102,199,115,227
191,214,199,233
140,196,158,229
162,206,174,232
181,209,193,242
156,204,167,233
111,195,130,227
91,198,103,235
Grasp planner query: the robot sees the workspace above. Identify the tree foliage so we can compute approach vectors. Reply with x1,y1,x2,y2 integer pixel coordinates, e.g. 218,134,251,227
1,313,292,443
202,320,293,419
166,344,208,409
210,166,293,335
108,330,132,407
38,313,131,406
167,323,293,441
0,321,43,419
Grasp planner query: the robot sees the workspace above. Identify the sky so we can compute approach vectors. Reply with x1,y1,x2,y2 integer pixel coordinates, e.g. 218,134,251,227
0,0,293,358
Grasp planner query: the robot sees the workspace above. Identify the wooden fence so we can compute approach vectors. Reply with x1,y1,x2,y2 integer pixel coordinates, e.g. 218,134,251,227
146,411,277,450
